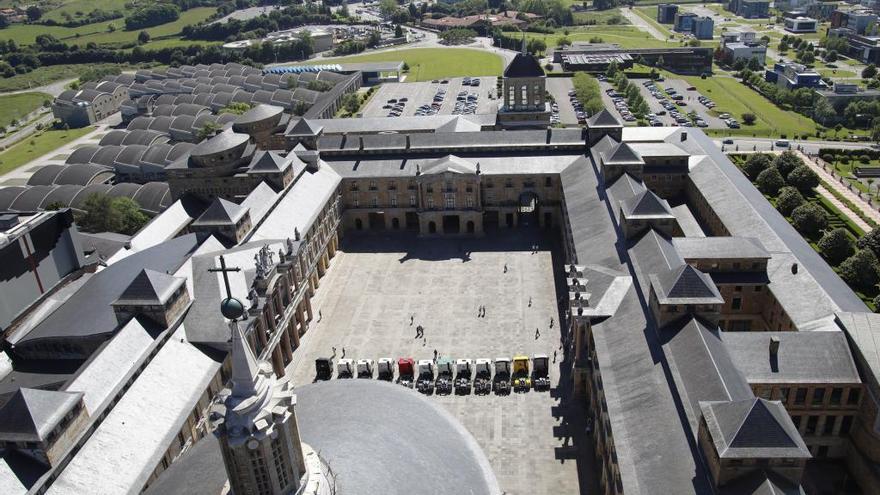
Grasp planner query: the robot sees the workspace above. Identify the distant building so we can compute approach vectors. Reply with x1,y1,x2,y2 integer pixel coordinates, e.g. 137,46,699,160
420,11,538,34
807,1,839,20
674,12,714,39
815,82,880,111
52,81,129,128
554,43,714,75
784,16,819,32
657,3,679,23
765,62,823,90
0,7,25,23
828,28,880,63
222,26,334,53
831,8,879,33
728,0,770,18
720,32,767,65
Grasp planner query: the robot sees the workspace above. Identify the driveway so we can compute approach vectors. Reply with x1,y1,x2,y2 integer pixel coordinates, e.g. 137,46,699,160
545,78,577,125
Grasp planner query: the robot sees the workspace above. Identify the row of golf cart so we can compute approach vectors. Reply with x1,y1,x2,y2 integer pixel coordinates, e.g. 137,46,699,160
315,355,551,395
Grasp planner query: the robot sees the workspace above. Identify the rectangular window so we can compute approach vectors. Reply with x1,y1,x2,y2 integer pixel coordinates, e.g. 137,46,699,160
731,297,742,311
755,286,763,292
791,415,801,430
823,416,836,435
840,415,853,436
734,286,742,292
795,388,807,405
830,388,843,405
467,196,474,208
778,387,790,404
369,180,377,190
445,194,455,209
806,416,818,435
371,196,378,208
813,388,826,406
427,197,434,208
410,194,416,207
353,195,359,208
388,181,396,190
847,389,861,406
391,195,397,207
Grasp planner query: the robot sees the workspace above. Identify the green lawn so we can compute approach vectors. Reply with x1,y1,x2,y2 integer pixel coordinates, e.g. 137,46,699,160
572,9,630,26
307,48,504,81
0,64,134,92
525,26,673,49
0,127,92,175
666,72,819,138
0,92,51,126
0,7,215,47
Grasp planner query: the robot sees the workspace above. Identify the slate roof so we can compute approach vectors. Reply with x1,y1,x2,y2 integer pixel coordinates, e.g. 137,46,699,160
722,331,860,385
421,155,477,175
113,269,184,306
503,52,544,78
836,312,880,391
700,398,811,459
652,264,723,305
286,118,323,137
620,189,674,219
586,108,622,128
0,388,83,442
248,151,291,174
192,198,248,228
234,104,283,126
601,142,643,165
720,470,806,495
673,237,770,261
190,130,249,157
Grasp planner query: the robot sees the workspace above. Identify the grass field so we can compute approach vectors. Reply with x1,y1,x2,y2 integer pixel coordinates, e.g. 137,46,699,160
664,72,819,138
0,64,135,92
524,26,672,49
0,92,51,126
307,48,504,81
0,127,91,175
572,9,630,26
0,7,215,47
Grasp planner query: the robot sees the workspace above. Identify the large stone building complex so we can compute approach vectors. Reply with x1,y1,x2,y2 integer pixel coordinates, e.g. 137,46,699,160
3,60,880,495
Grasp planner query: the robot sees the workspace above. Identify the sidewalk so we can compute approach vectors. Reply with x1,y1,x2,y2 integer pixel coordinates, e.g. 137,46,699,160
796,150,880,229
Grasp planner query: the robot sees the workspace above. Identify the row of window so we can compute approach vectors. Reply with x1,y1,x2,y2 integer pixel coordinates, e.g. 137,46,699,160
757,385,860,408
791,413,853,437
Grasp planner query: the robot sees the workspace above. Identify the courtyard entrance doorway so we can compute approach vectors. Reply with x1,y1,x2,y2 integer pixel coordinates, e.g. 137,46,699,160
369,212,386,230
518,192,540,228
443,215,460,234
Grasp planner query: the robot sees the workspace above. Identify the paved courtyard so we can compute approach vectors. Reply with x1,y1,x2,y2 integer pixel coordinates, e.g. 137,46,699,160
285,230,594,495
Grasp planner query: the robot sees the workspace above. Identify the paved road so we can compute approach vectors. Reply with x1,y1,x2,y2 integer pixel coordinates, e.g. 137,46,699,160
0,112,54,150
545,78,577,125
619,7,667,41
716,138,876,154
1,78,76,97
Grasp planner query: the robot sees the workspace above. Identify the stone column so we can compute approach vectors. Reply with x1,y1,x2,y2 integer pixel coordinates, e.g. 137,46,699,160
280,328,293,363
272,347,285,377
288,317,300,349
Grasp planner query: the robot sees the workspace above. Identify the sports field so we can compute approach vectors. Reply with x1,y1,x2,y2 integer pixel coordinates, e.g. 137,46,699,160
306,48,504,81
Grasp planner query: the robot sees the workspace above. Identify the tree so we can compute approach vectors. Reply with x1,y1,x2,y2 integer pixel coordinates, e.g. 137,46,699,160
78,194,148,235
747,57,763,71
825,49,838,62
756,167,785,196
395,24,403,38
379,0,398,18
341,93,360,115
741,112,756,125
839,249,880,292
812,97,835,126
526,38,546,55
197,121,221,141
790,202,827,238
138,30,150,44
605,60,619,78
863,64,878,79
26,6,42,22
776,186,805,216
556,36,572,47
858,228,880,258
742,153,771,180
786,165,819,194
818,228,854,266
773,150,803,179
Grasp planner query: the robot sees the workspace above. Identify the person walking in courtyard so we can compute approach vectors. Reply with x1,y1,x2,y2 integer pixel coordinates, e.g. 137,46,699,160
528,297,532,307
332,346,337,356
550,317,554,328
433,349,438,361
410,314,414,325
342,347,346,358
318,310,322,322
535,327,540,339
504,263,507,273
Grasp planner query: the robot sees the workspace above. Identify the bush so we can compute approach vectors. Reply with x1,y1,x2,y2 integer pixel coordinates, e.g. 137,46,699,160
839,249,880,293
776,186,805,216
742,112,756,125
858,228,880,258
773,150,803,179
78,194,148,235
124,5,179,31
756,167,785,196
818,228,854,266
860,155,871,164
786,165,819,194
742,153,771,180
790,202,827,237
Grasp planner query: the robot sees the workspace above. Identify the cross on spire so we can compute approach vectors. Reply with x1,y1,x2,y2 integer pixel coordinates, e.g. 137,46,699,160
209,255,241,300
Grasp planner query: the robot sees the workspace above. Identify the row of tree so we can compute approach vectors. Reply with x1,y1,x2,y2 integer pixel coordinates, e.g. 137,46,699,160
571,72,603,116
743,152,880,302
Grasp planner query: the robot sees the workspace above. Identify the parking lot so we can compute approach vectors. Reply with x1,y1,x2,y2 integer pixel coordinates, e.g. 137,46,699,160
546,78,578,125
361,77,498,118
285,231,591,495
598,77,736,130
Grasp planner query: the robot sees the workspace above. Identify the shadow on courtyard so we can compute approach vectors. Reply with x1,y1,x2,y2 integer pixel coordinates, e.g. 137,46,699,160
339,225,601,495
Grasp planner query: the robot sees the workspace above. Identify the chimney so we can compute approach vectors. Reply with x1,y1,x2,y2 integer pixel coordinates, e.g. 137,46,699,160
681,131,688,142
769,336,780,357
406,134,411,149
546,127,552,144
359,136,364,150
791,263,798,274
